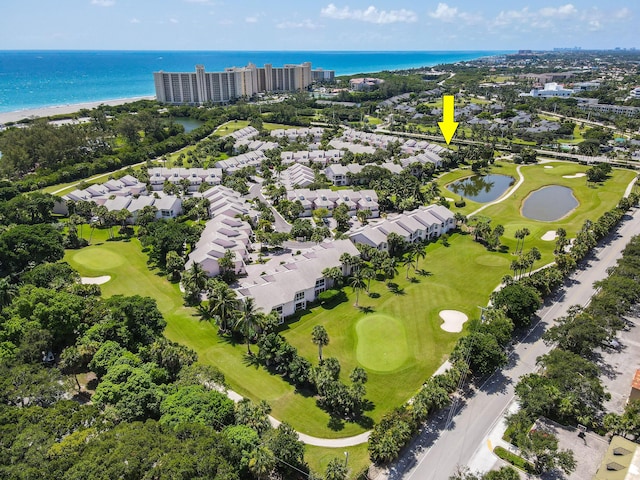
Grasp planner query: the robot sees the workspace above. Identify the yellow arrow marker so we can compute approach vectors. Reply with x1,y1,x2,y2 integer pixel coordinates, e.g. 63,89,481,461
438,95,459,145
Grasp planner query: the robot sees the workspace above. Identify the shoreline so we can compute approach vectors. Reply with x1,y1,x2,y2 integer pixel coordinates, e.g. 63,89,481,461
0,96,156,124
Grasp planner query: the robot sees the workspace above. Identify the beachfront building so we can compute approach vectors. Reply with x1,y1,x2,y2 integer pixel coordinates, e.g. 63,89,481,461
154,62,316,105
236,240,360,319
349,77,385,91
349,205,455,251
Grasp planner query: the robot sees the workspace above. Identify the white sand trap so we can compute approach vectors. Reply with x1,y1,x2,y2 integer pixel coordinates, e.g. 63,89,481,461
541,230,557,241
439,310,468,333
81,276,111,285
562,173,586,179
544,166,554,169
445,197,454,202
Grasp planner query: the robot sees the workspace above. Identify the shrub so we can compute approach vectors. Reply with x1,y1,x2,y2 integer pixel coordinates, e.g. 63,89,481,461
494,446,535,473
454,199,466,208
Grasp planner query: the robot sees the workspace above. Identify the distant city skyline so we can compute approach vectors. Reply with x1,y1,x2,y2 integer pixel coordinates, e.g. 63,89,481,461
1,1,637,51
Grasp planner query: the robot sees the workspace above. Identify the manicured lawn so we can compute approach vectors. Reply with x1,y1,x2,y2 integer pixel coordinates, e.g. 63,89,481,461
62,161,634,440
212,119,250,137
439,161,636,266
305,443,370,479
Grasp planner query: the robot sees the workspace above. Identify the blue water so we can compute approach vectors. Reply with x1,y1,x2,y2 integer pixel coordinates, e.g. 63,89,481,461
0,50,509,113
448,174,515,203
522,185,578,222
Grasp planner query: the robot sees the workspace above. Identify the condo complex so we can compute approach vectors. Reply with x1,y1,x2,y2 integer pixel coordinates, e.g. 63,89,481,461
154,62,335,105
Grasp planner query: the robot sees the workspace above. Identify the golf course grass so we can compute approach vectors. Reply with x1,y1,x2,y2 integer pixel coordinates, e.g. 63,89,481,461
355,314,410,372
62,159,636,475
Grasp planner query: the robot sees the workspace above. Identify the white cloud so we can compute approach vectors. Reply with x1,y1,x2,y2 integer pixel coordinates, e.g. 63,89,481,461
218,19,233,25
539,4,577,17
169,18,179,24
277,19,322,30
320,3,417,24
130,18,140,24
245,16,258,23
91,0,115,6
429,3,458,22
613,7,631,19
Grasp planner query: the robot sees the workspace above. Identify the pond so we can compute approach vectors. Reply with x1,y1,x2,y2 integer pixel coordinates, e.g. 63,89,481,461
522,185,578,221
173,117,204,133
448,174,515,203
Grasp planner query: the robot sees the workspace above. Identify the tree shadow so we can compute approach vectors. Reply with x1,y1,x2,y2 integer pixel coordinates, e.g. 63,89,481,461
408,277,420,284
327,415,345,431
356,414,374,429
368,292,381,299
416,269,433,276
242,353,261,368
386,283,405,295
358,305,375,314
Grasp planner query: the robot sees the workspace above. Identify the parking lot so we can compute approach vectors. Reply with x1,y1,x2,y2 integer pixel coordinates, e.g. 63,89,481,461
598,314,640,414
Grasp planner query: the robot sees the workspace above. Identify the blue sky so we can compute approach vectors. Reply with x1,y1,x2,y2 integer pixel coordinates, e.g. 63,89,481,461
1,1,637,51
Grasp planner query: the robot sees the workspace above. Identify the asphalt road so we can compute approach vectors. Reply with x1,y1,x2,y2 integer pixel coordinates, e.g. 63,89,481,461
384,207,640,480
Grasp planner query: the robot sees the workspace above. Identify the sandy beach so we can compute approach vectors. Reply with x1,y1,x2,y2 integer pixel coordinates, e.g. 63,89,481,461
0,96,156,125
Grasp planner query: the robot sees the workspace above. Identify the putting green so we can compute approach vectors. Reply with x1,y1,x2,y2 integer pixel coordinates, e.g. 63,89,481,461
355,314,410,372
68,247,125,270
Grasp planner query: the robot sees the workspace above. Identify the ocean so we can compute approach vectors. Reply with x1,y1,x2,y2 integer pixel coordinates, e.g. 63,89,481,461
0,50,509,114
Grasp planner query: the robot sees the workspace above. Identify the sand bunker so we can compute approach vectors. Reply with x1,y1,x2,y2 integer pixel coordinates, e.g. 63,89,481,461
541,230,557,241
544,166,554,169
562,173,586,179
81,276,111,285
439,310,469,333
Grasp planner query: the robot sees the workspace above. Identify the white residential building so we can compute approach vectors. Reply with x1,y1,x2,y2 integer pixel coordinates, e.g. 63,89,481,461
148,167,223,191
154,62,313,105
214,150,266,173
185,185,257,277
349,204,455,251
520,82,574,98
286,188,379,218
236,240,360,319
280,164,316,190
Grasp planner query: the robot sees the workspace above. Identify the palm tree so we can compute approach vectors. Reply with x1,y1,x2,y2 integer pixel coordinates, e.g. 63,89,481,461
234,297,263,355
382,257,398,281
361,267,376,293
207,280,238,332
403,251,416,279
324,457,348,480
514,228,524,254
182,262,208,304
311,325,329,362
527,247,542,274
248,445,275,480
412,243,427,271
520,227,530,254
350,270,366,307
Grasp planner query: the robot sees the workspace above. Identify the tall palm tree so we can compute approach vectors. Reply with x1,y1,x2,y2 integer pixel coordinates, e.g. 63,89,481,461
311,325,329,362
182,262,208,305
234,297,263,355
403,251,416,279
207,280,238,332
382,257,398,281
350,270,366,307
248,445,275,480
412,243,427,271
514,229,524,254
520,227,530,254
361,267,376,293
527,247,542,274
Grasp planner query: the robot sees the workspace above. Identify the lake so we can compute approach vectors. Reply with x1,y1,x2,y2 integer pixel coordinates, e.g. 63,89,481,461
173,117,204,133
448,174,515,203
522,185,578,221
